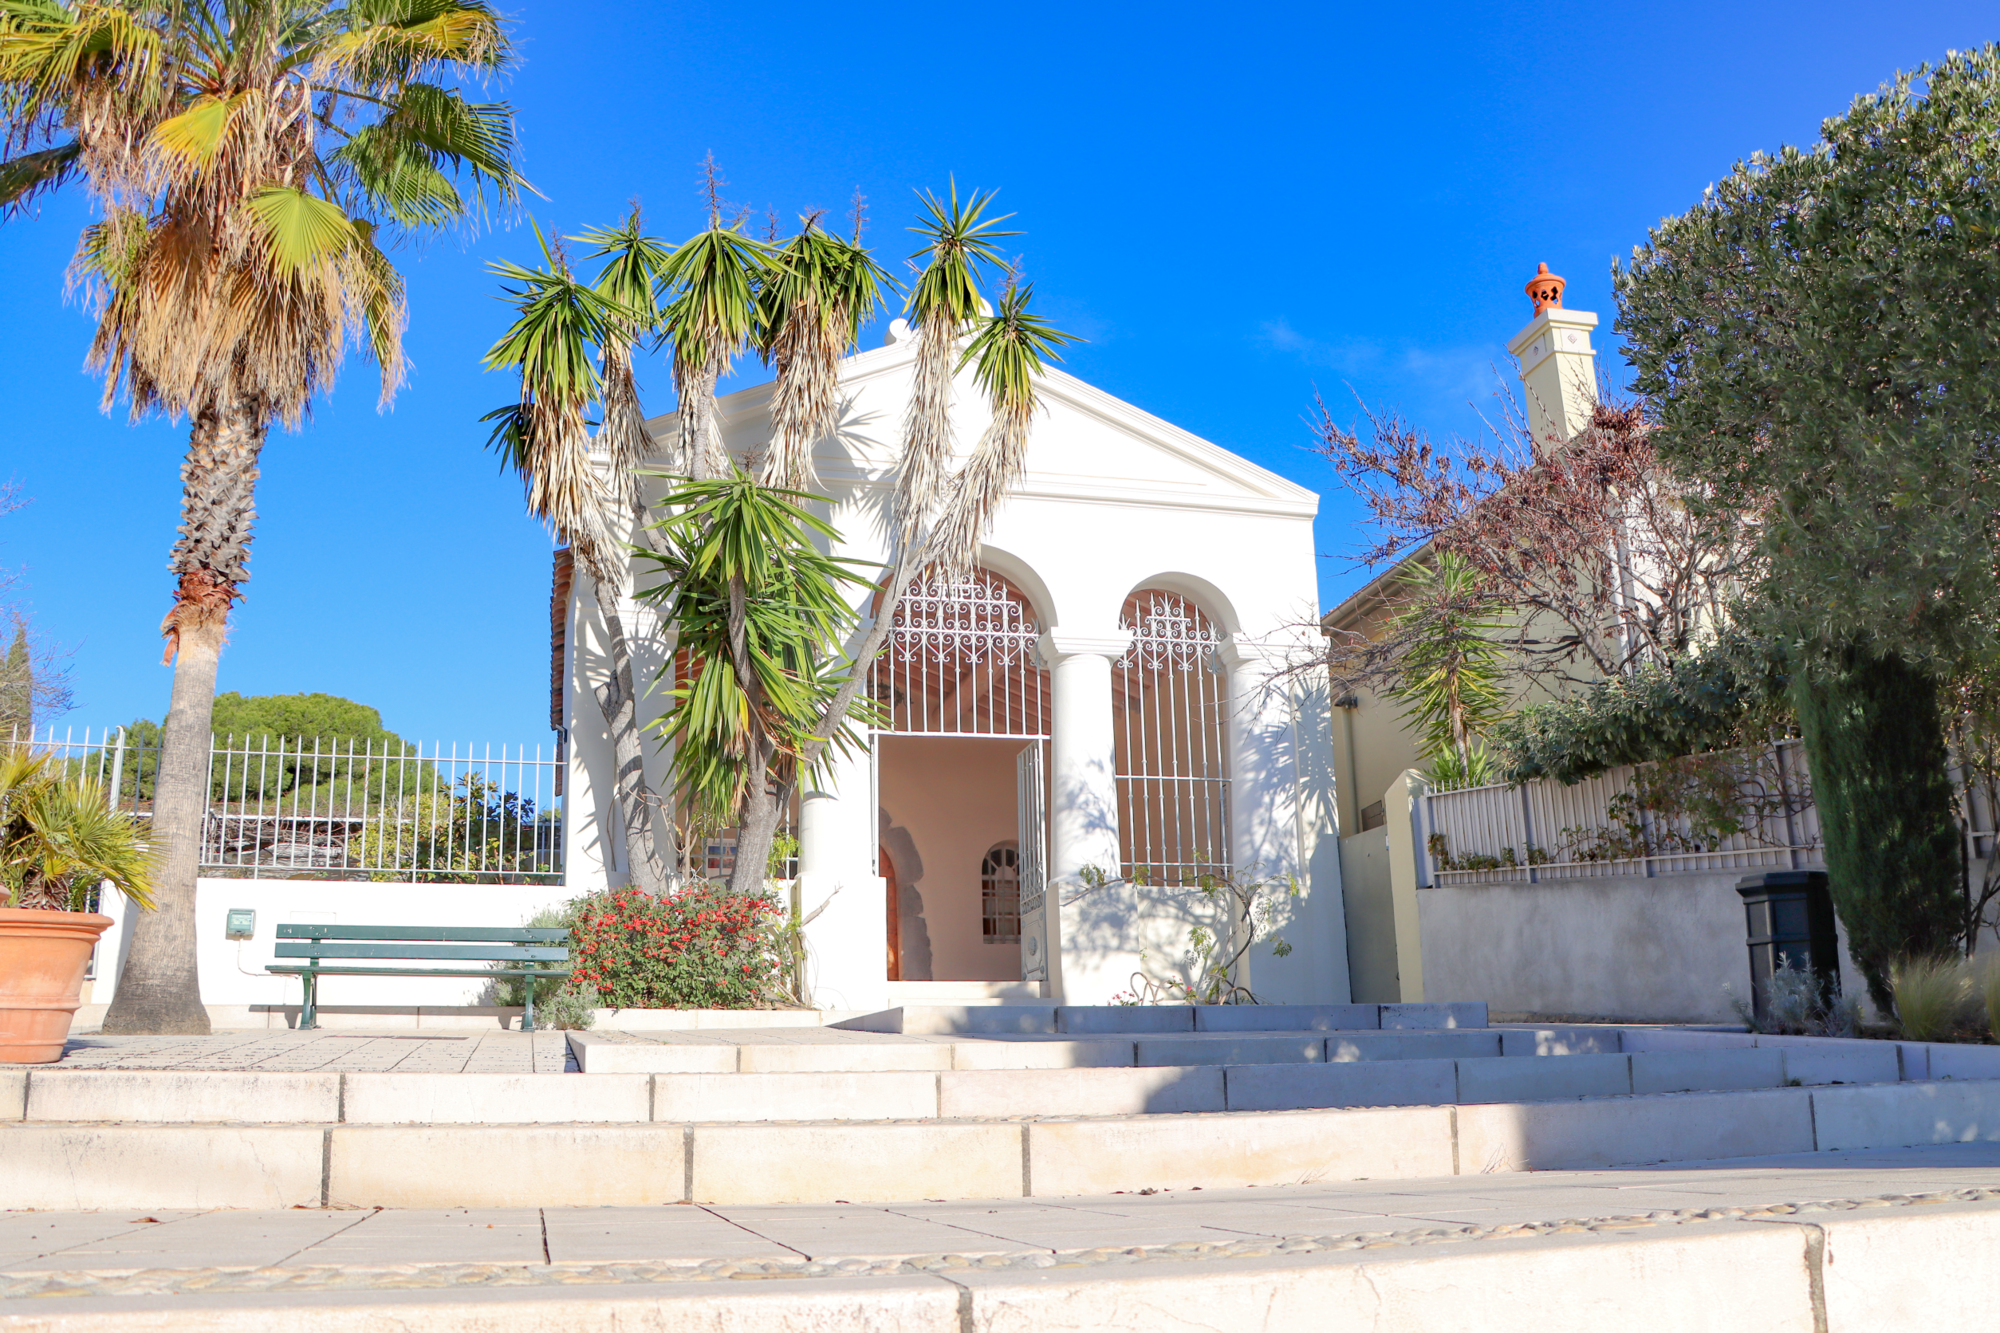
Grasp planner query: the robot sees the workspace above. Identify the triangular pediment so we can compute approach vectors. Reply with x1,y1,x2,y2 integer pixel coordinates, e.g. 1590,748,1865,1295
643,337,1318,520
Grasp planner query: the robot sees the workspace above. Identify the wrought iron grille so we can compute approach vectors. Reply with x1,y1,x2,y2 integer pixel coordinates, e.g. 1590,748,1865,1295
5,726,562,883
1115,590,1232,887
981,843,1022,940
869,572,1051,737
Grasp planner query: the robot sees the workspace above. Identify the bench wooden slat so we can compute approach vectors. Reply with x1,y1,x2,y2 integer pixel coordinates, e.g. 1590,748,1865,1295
268,965,573,980
272,921,573,1033
276,925,567,943
272,943,568,962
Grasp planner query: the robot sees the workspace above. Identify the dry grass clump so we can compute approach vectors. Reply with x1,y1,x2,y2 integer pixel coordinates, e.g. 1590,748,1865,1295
1890,955,1976,1042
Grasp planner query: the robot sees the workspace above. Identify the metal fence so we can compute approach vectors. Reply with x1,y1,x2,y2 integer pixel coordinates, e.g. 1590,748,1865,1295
7,727,562,883
1419,739,1822,886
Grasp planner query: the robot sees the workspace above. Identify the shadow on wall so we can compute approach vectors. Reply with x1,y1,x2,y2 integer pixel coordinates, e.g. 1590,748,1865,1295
880,810,933,982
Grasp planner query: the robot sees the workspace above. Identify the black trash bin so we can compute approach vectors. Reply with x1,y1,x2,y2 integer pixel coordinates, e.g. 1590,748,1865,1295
1736,870,1839,1027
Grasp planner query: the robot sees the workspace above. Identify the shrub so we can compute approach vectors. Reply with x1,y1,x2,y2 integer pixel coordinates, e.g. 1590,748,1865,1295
487,907,595,1029
1890,955,1973,1042
1977,955,2000,1041
567,883,786,1009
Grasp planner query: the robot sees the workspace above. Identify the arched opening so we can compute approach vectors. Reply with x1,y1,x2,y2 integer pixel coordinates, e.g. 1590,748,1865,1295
1114,588,1231,886
870,569,1049,982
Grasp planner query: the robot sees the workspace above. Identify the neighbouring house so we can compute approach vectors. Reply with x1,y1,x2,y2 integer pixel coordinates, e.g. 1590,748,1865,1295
1318,269,1878,1022
560,317,1350,1010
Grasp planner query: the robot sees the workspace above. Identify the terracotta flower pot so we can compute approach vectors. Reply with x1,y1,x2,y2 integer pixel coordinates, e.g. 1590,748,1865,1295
0,907,113,1064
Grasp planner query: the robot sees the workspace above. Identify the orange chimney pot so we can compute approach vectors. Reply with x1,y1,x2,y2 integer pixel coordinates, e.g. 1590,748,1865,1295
1526,262,1566,315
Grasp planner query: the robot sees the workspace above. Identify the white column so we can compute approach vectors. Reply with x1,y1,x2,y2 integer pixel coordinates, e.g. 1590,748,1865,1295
1039,628,1132,1004
1216,636,1350,1004
796,739,889,1013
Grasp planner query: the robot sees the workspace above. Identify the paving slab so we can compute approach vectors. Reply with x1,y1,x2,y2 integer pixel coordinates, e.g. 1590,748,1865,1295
3,1210,368,1272
6,1146,2000,1327
290,1209,545,1266
540,1206,798,1264
708,1205,1037,1261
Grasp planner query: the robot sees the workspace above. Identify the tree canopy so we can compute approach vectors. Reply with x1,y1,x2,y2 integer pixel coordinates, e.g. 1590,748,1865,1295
1614,46,2000,673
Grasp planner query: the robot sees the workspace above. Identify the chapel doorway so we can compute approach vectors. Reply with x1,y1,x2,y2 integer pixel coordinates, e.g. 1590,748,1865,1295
871,571,1050,982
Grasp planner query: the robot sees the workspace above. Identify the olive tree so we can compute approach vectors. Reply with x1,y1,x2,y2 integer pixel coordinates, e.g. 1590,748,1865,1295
1614,48,2000,1007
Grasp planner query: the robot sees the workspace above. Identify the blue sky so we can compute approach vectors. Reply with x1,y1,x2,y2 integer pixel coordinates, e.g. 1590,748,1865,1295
2,1,1992,743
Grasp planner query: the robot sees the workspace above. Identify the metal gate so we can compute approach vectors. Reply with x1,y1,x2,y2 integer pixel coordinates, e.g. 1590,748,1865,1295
1016,741,1049,984
1114,589,1231,886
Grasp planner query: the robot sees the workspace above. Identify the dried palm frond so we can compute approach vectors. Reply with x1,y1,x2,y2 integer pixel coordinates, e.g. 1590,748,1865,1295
758,222,890,489
895,182,1017,551
577,208,674,514
928,281,1076,579
660,219,768,480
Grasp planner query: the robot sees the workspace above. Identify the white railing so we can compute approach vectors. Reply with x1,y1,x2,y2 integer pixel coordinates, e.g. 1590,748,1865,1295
8,726,562,883
1419,738,1823,885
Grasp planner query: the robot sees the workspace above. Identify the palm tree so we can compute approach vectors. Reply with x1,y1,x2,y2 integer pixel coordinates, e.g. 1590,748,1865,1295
0,752,156,912
482,216,679,893
0,1,527,1032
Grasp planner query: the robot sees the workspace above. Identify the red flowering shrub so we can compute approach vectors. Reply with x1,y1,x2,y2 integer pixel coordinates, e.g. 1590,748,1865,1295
566,883,785,1009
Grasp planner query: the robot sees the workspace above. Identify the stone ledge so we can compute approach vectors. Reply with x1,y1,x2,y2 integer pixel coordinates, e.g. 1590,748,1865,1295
14,1192,2000,1331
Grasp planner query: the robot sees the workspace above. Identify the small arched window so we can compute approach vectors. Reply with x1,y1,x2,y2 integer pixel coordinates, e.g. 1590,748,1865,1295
981,843,1021,941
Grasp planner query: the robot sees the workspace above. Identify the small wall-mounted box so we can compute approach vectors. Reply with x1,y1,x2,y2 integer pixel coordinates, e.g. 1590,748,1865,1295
224,908,256,940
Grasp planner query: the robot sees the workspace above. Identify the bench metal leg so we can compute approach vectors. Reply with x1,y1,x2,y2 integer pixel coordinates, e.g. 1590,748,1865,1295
300,970,319,1031
522,968,537,1033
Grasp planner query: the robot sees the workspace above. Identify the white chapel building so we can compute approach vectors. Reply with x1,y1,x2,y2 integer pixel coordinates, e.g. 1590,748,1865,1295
560,318,1350,1010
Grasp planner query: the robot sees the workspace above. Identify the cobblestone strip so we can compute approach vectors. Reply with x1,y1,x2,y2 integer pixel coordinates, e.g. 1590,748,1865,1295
5,1186,1997,1303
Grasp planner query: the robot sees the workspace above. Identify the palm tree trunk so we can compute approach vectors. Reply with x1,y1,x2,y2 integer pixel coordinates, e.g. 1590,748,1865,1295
103,402,266,1035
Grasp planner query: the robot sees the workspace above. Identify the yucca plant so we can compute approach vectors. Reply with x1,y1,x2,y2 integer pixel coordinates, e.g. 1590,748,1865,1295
483,216,677,892
0,753,156,913
0,0,528,1033
927,278,1080,578
659,167,769,481
756,217,891,489
637,469,876,892
1890,954,1972,1042
1384,553,1511,779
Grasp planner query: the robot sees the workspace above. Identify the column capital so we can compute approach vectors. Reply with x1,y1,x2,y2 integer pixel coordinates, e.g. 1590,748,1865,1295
1037,627,1132,665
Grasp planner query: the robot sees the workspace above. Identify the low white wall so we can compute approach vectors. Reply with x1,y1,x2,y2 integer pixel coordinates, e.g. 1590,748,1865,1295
94,879,571,1010
1416,869,1878,1025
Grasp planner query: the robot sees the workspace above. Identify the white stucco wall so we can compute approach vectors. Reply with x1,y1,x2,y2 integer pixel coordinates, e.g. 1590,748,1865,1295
565,324,1352,1006
94,878,568,1010
1416,871,1879,1025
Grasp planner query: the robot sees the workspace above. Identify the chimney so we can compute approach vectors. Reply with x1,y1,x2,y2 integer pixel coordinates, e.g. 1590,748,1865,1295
1505,262,1598,445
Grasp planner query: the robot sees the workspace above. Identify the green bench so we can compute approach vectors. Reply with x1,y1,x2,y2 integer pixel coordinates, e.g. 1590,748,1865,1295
271,924,571,1032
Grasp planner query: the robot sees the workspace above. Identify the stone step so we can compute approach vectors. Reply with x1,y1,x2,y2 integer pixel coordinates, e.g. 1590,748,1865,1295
6,1177,1997,1331
570,1024,1623,1074
865,1001,1487,1035
3,1042,1904,1128
7,1078,1999,1209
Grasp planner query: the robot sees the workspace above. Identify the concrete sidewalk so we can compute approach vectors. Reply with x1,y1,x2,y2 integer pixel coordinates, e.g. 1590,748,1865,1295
5,1143,2000,1302
44,1031,576,1074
